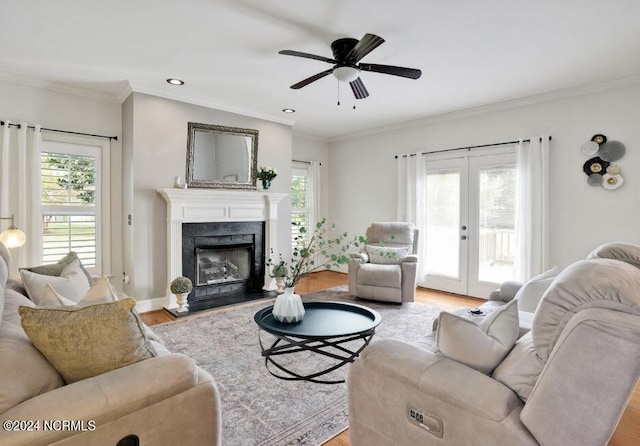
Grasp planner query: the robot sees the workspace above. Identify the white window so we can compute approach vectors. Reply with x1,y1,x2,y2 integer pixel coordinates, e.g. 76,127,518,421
40,134,110,274
291,162,311,249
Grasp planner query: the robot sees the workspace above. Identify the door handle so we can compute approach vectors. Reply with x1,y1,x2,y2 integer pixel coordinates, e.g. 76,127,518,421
461,225,467,230
461,235,467,240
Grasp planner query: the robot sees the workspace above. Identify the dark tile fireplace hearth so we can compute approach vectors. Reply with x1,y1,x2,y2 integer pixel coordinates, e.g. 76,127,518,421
167,221,275,317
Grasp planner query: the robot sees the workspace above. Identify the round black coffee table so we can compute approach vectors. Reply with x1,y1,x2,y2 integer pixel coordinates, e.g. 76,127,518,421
254,301,382,384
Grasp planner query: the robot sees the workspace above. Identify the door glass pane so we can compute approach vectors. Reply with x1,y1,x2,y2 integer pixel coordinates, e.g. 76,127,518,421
426,170,460,278
477,166,516,284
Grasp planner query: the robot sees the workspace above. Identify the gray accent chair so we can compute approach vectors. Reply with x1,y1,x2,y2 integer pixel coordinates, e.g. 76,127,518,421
348,222,419,303
348,253,640,446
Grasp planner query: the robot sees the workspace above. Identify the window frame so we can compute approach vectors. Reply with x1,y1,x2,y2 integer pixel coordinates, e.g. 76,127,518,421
291,161,315,249
40,132,111,275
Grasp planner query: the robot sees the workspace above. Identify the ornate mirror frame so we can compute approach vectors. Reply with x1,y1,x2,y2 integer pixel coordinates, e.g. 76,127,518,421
186,122,258,189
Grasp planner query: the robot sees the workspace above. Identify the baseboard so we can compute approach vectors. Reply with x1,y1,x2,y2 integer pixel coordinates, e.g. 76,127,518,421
134,295,170,313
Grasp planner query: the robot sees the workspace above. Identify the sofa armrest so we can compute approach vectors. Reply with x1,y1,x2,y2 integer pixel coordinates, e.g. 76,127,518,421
0,353,219,446
351,339,521,421
348,339,532,446
350,252,369,263
488,280,524,303
401,254,418,263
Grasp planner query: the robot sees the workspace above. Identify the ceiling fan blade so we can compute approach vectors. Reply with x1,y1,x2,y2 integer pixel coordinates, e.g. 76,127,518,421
350,77,369,99
345,33,385,63
290,69,333,89
359,63,422,79
278,50,336,64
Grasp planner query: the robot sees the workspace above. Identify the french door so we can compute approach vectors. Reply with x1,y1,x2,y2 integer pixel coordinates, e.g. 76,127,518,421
423,148,516,298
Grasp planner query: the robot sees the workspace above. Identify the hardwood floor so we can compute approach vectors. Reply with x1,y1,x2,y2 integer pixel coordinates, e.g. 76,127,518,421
140,271,639,446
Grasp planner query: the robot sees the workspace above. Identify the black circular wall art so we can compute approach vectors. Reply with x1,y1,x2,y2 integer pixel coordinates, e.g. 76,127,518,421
581,134,625,190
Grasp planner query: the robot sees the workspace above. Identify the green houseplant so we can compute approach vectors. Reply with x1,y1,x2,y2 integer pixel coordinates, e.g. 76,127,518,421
266,218,365,289
170,276,193,313
257,166,277,190
170,276,193,294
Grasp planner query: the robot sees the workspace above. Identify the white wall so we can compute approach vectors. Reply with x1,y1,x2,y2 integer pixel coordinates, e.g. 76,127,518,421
125,93,293,302
0,79,124,289
328,82,640,270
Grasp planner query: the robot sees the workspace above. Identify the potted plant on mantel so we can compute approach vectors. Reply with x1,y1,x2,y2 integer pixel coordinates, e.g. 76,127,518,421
170,276,193,313
266,218,365,323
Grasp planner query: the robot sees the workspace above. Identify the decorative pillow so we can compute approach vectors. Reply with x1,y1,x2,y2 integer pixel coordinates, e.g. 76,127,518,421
365,244,411,264
20,260,91,305
18,297,156,384
20,251,94,285
42,276,119,307
514,266,559,313
436,299,519,374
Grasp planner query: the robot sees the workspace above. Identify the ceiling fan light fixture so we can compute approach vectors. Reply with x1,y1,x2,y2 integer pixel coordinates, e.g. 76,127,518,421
333,66,360,83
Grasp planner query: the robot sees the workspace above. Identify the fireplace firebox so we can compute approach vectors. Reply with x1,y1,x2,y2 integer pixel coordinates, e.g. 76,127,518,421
180,221,268,313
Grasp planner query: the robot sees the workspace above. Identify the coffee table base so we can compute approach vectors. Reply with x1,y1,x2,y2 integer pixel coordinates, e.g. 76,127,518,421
258,329,375,384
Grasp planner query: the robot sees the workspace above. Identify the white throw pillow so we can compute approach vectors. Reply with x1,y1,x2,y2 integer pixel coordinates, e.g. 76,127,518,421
20,260,91,305
515,266,559,313
365,244,411,264
42,276,119,307
436,299,519,374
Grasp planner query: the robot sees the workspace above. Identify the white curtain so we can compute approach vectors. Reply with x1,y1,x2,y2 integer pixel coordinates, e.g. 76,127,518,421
515,135,550,281
0,120,42,270
396,154,428,285
308,160,321,230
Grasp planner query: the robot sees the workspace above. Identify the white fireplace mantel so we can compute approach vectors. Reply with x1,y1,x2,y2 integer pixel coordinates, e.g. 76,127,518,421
157,188,287,303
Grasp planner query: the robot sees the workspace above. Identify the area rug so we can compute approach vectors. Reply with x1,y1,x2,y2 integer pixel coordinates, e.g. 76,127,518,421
152,286,444,446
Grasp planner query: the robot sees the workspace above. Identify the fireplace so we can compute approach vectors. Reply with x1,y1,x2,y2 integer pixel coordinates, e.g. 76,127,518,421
182,222,265,312
158,188,286,315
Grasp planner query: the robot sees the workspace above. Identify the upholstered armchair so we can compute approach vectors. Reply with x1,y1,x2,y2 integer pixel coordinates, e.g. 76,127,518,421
348,254,640,446
348,222,419,303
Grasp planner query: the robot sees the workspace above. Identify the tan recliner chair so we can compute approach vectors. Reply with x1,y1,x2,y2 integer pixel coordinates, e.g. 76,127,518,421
348,222,419,303
348,255,640,446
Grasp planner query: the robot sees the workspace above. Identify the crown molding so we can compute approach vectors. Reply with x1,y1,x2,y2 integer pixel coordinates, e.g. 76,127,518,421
0,72,295,127
329,74,640,143
0,71,122,103
127,81,296,127
292,131,330,144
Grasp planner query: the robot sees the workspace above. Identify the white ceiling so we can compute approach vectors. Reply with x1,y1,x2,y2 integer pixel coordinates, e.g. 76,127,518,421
1,0,640,139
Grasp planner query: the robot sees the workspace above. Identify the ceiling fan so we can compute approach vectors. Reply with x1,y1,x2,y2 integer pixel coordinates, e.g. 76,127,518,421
279,33,422,100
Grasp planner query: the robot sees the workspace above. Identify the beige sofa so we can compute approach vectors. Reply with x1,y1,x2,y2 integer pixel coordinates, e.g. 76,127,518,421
348,243,640,446
0,243,222,446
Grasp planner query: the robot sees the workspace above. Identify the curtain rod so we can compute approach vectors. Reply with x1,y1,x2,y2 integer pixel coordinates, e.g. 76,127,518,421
1,120,118,141
394,135,552,159
292,159,322,166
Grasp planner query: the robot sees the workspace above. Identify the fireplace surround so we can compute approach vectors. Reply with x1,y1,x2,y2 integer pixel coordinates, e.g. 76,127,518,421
182,221,264,312
158,188,286,314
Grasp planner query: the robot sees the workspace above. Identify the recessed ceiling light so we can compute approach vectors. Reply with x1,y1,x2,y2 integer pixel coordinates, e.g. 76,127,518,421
166,78,184,86
282,108,295,113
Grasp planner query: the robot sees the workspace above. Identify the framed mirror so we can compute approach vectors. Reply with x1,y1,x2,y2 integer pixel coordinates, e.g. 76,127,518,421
186,122,258,189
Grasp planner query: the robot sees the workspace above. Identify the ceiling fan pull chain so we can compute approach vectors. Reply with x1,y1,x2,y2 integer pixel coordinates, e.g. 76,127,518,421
337,80,341,106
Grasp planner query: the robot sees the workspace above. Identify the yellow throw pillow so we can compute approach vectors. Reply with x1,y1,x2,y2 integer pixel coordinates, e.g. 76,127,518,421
19,298,156,384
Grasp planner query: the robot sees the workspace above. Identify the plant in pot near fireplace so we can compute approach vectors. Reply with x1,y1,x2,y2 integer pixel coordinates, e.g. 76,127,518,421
170,276,193,314
266,218,364,323
270,261,288,294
